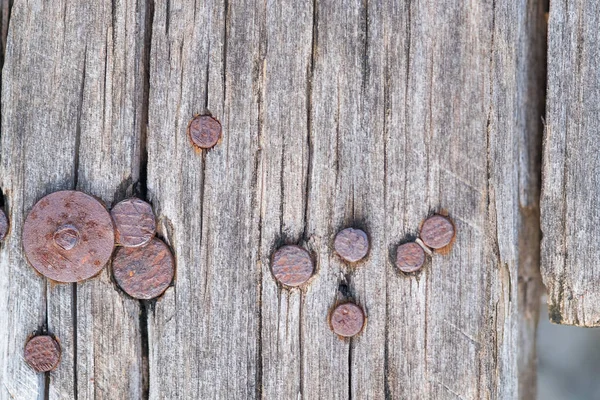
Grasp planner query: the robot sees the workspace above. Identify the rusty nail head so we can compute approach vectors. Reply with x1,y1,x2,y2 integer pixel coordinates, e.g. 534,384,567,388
334,228,369,263
24,335,61,372
330,302,365,338
0,209,8,241
419,215,455,249
111,198,156,248
112,238,175,300
188,115,222,149
23,190,115,283
271,245,314,287
396,242,425,273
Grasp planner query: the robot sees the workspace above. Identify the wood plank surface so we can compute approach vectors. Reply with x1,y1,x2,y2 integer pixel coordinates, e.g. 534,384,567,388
0,1,149,399
0,0,546,398
146,0,546,399
542,0,600,326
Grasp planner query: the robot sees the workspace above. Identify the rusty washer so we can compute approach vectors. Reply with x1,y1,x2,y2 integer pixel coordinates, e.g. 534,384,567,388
188,115,222,149
112,238,175,300
396,242,426,273
330,302,365,338
419,215,455,249
111,198,156,248
24,335,61,372
271,245,314,287
0,209,8,241
334,228,369,263
22,191,115,283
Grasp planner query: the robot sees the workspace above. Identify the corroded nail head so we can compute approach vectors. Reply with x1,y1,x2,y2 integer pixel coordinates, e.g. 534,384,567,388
271,245,314,287
111,198,156,248
22,190,115,283
419,215,455,249
334,228,369,263
330,302,365,338
112,237,175,300
396,242,426,273
24,335,61,372
188,115,222,149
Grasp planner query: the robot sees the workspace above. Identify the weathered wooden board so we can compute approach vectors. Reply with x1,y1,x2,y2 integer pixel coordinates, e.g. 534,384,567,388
0,0,149,399
146,0,546,399
542,0,600,326
0,0,546,399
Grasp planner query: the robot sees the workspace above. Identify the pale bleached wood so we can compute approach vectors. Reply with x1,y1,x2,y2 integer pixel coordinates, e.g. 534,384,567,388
541,0,600,326
146,0,260,398
0,1,148,399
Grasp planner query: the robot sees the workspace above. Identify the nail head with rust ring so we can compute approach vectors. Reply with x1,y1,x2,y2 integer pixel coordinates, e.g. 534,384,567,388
24,335,61,372
0,209,8,241
188,115,222,149
334,228,369,263
111,198,156,248
419,215,455,249
396,242,426,273
271,245,314,287
23,190,115,283
330,302,365,338
112,238,175,300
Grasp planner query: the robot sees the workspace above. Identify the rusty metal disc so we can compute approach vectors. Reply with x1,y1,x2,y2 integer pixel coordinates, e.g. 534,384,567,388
24,335,61,372
396,242,426,273
0,209,8,241
334,228,369,263
420,215,455,249
330,302,365,338
23,190,115,283
271,245,314,287
188,115,222,149
112,238,175,300
111,198,156,248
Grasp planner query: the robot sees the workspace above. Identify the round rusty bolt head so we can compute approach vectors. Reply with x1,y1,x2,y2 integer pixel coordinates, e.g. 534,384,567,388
271,245,314,287
111,198,156,248
396,242,426,273
188,115,222,149
112,238,175,300
23,191,115,283
419,215,455,249
330,302,365,338
334,228,369,263
24,335,61,372
0,209,8,241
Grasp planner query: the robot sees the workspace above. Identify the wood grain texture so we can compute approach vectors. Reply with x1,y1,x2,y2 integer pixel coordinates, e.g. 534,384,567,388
0,1,149,399
0,0,546,398
146,0,546,399
542,0,600,326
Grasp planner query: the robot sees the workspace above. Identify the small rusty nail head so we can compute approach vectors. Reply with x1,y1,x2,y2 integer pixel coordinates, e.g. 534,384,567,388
271,245,314,287
188,115,222,149
24,335,61,372
23,190,115,283
111,198,156,248
334,228,369,263
396,242,425,273
419,215,455,250
112,237,175,300
0,209,8,241
330,302,365,338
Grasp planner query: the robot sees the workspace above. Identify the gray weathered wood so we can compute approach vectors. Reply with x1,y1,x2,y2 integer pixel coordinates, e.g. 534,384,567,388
542,0,600,326
146,0,546,399
0,1,148,399
0,0,546,398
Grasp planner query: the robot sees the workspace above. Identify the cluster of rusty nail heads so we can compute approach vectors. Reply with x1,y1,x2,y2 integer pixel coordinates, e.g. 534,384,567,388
395,214,455,273
271,216,455,339
21,191,175,372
